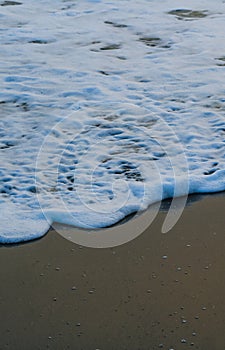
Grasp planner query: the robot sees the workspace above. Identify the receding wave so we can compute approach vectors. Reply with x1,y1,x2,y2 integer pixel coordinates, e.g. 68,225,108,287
0,0,225,243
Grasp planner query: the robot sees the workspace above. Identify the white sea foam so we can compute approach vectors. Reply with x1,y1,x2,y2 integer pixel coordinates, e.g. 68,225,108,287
0,0,225,242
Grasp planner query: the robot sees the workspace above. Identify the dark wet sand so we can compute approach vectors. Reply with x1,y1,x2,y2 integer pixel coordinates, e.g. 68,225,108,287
0,194,225,350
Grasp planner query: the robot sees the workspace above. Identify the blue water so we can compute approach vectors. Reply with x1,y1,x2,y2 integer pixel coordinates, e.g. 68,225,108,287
0,0,225,243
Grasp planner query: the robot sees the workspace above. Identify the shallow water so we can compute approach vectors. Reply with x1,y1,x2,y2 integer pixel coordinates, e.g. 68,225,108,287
0,0,225,242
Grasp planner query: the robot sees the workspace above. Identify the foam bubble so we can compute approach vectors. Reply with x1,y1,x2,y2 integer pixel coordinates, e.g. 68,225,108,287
0,0,225,243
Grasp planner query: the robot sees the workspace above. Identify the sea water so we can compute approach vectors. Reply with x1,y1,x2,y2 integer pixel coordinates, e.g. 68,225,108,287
0,0,225,243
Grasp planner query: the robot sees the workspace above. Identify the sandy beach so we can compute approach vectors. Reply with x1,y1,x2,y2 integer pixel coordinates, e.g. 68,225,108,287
1,1,225,349
0,193,225,350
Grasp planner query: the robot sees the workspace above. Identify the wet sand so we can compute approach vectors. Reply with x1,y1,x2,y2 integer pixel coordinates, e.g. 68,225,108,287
0,193,225,350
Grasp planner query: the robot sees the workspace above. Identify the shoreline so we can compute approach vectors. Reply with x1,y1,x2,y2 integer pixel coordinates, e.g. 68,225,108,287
0,192,225,349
